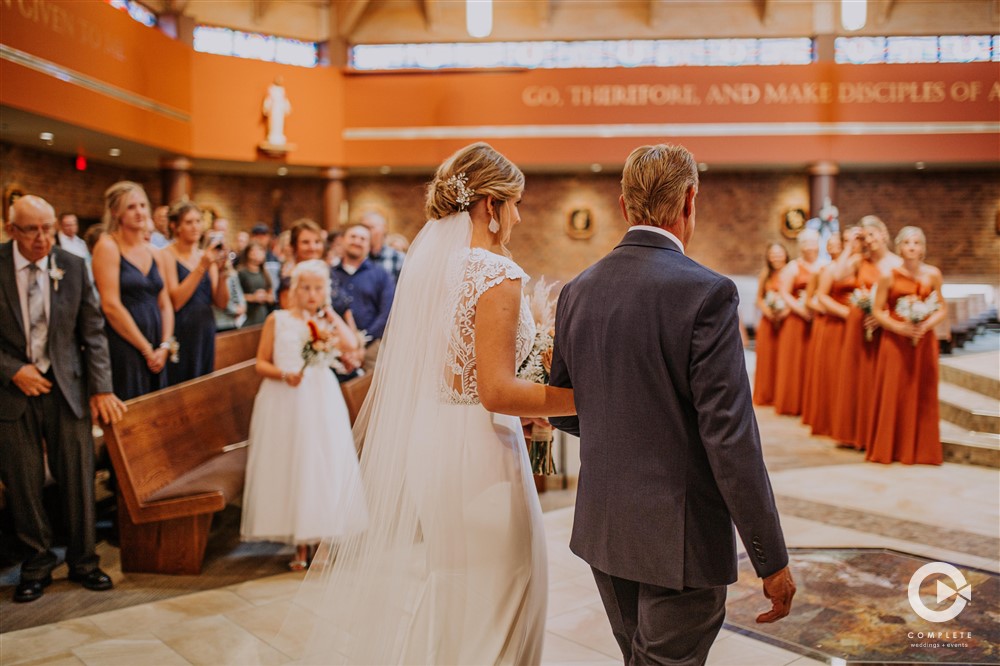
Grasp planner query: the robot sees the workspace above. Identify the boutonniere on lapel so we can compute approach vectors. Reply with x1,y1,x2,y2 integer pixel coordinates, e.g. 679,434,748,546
48,253,65,291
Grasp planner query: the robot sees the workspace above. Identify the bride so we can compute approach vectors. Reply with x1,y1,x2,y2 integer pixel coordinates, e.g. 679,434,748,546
286,142,577,665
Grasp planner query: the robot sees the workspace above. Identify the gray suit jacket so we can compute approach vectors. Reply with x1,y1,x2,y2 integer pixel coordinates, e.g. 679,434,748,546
550,229,788,590
0,242,114,421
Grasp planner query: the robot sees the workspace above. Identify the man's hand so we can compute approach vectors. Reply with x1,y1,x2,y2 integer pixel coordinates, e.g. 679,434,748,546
91,393,127,425
756,566,795,623
12,364,52,397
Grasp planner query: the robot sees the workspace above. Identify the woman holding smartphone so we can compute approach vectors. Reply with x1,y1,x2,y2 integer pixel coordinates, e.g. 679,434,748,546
160,201,229,385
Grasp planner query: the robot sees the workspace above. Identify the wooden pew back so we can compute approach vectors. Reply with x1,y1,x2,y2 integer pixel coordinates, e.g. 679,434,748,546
213,325,263,371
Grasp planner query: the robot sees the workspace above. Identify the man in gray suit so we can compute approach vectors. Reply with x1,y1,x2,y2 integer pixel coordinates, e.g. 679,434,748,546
550,145,795,665
1,195,126,602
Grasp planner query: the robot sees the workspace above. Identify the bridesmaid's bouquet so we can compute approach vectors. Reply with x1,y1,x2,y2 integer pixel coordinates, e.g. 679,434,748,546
850,288,875,341
302,319,346,373
517,277,560,476
894,292,940,346
763,290,786,325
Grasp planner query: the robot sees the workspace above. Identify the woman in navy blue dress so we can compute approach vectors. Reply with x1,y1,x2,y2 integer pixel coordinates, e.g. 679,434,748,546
160,202,229,385
92,182,174,400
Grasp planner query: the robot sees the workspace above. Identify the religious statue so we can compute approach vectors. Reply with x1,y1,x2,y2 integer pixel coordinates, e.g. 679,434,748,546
805,196,840,261
261,77,294,153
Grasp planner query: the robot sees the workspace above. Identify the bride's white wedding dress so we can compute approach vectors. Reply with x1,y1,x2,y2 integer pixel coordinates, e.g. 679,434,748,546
286,213,547,665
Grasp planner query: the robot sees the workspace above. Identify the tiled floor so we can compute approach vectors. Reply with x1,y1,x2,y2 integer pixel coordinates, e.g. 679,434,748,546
3,351,998,665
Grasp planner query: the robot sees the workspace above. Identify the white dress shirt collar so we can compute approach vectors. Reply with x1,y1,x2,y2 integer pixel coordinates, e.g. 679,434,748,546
628,225,685,255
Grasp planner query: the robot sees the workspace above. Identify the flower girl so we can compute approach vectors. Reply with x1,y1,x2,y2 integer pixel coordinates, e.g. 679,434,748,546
240,260,367,569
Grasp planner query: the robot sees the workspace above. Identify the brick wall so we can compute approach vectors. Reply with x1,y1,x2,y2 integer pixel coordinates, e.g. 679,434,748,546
3,142,997,281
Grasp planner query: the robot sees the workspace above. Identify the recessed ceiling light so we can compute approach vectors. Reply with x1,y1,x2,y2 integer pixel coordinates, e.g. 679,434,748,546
379,166,392,175
39,132,54,144
277,166,289,176
698,163,709,172
915,161,926,170
108,148,122,157
590,163,602,173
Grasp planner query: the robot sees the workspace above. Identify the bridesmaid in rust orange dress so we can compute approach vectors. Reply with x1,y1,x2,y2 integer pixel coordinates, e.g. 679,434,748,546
828,217,901,448
752,243,789,406
773,229,821,416
866,227,946,465
801,233,844,431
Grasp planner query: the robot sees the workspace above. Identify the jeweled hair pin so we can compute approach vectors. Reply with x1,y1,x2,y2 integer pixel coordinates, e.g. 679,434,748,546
445,172,474,211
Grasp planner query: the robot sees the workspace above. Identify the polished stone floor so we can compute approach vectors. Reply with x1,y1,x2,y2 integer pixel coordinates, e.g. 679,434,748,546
2,351,998,665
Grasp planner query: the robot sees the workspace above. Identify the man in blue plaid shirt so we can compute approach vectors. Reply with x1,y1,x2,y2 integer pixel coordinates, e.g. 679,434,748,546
362,211,404,284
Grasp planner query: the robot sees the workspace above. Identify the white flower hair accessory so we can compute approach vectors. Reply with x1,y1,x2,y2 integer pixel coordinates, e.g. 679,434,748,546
445,172,474,212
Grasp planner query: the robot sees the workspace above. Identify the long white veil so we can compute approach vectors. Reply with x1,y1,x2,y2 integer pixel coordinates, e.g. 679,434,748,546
279,212,476,664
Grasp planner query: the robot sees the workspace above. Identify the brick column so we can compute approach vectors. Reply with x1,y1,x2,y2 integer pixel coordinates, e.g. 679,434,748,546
322,167,348,232
808,161,839,217
160,157,193,206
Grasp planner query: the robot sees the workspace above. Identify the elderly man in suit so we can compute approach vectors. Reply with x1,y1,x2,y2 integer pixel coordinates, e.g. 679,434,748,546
0,195,126,603
550,145,795,665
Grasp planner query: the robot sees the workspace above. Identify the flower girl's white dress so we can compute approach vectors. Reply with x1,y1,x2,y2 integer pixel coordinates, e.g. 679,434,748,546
240,310,367,544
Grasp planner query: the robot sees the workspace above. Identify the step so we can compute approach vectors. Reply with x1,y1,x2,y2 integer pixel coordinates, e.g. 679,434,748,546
940,420,1000,468
939,351,1000,400
938,382,1000,435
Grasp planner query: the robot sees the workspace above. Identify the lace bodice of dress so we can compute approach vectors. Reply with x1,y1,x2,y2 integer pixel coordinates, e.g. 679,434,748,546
442,248,536,405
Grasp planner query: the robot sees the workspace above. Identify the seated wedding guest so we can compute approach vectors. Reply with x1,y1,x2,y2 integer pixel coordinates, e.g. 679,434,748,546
241,260,365,570
92,182,173,400
277,219,325,309
149,205,170,249
56,213,89,262
361,211,405,283
239,242,275,326
866,227,946,465
753,243,789,406
330,224,395,371
808,227,860,439
801,232,843,431
1,195,127,603
773,229,822,416
385,232,410,254
161,201,229,385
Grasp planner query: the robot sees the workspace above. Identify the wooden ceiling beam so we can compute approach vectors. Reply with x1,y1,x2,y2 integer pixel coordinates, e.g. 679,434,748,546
648,0,669,28
875,0,897,26
755,0,773,25
337,0,370,37
421,0,443,32
536,0,552,28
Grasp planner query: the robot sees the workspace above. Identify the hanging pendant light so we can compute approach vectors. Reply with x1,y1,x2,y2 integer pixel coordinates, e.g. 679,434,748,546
467,0,493,39
841,0,867,31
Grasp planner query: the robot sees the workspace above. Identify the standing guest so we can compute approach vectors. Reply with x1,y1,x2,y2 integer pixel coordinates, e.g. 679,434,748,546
241,260,365,570
362,211,405,283
83,223,105,257
92,182,173,400
209,218,246,331
753,243,789,406
161,202,229,385
550,144,794,665
149,205,170,249
325,230,345,268
866,227,946,465
232,230,250,268
330,224,395,371
385,232,410,254
56,213,89,262
808,227,861,438
277,219,324,309
1,195,126,603
800,233,843,431
239,242,275,326
773,229,822,416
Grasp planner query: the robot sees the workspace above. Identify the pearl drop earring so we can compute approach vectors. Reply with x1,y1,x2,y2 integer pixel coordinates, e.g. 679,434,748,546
488,218,500,233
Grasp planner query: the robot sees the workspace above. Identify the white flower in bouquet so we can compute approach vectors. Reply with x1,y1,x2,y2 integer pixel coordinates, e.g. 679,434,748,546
302,319,347,373
764,290,786,313
850,287,876,341
516,276,560,476
894,292,940,346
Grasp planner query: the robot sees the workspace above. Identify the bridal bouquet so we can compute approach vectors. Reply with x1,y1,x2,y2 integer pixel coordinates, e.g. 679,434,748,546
763,290,786,324
850,288,875,341
302,319,347,373
517,277,560,476
894,292,940,346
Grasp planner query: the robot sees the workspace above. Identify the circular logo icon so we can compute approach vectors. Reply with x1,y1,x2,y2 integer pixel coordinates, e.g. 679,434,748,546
908,562,971,623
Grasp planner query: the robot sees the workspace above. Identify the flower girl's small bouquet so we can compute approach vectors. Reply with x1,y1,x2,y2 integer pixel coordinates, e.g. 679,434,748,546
894,292,940,346
517,277,560,476
302,319,347,374
850,288,875,341
763,290,786,325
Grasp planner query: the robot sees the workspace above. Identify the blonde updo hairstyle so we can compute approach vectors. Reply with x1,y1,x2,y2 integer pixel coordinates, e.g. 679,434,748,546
103,181,150,233
894,225,927,260
425,142,524,256
860,215,891,243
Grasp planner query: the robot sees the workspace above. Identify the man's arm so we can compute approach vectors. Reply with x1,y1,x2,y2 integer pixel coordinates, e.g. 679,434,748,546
367,269,396,340
689,277,793,617
76,256,114,396
548,288,579,436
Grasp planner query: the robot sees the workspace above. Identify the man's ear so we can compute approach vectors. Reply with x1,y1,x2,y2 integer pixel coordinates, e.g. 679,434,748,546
618,195,629,224
683,187,696,219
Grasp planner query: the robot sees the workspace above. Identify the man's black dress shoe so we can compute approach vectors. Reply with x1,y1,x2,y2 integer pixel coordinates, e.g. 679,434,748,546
68,568,114,591
14,575,52,603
